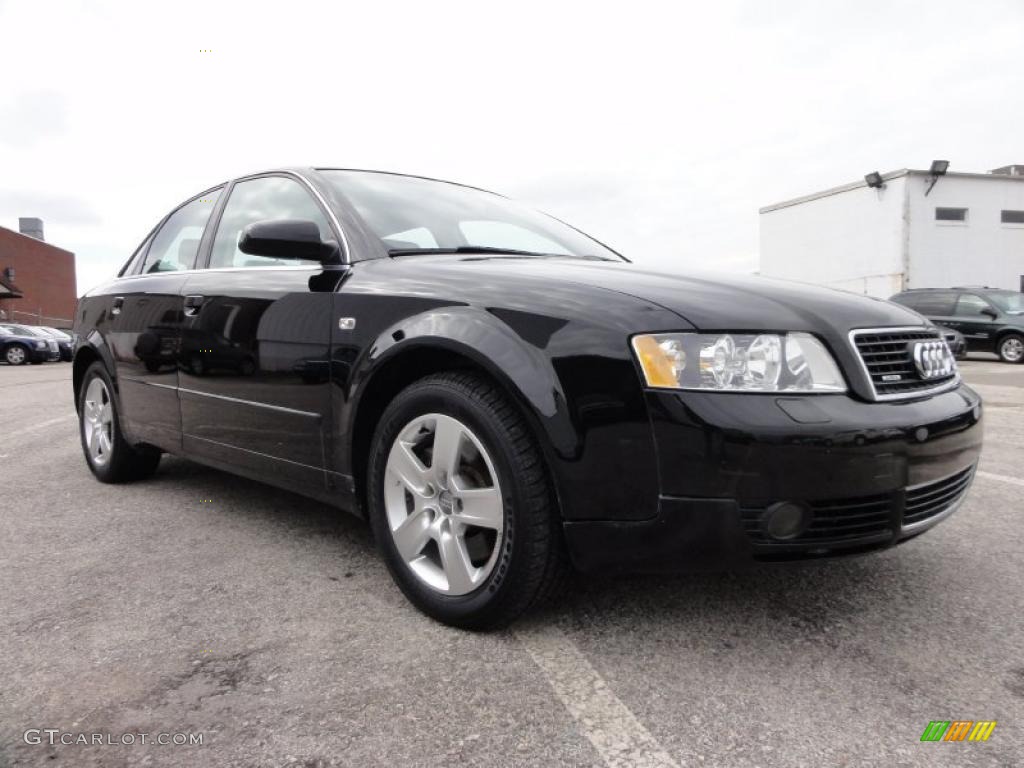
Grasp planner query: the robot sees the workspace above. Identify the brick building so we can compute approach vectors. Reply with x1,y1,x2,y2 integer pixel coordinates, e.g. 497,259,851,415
0,218,77,328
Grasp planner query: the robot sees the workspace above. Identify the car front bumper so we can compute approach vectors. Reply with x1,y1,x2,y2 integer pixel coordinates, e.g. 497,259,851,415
563,384,983,573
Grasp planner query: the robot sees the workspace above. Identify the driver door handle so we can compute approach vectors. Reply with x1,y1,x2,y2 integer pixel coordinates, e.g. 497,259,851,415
183,294,205,317
111,296,124,316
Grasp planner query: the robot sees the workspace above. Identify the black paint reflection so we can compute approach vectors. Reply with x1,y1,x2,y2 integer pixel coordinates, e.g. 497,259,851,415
177,268,337,485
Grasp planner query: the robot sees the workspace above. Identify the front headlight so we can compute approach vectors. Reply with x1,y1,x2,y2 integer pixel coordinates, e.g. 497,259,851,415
33,340,46,349
631,332,846,392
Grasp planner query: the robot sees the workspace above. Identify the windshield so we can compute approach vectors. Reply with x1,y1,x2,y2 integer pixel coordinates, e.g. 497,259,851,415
320,170,622,261
987,291,1024,313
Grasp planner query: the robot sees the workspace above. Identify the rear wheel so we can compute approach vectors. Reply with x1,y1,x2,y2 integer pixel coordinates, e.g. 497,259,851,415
997,333,1024,363
368,372,566,629
78,362,162,482
5,344,28,365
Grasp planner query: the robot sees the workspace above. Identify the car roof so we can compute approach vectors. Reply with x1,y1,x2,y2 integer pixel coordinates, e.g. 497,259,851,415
311,167,505,197
899,286,1009,294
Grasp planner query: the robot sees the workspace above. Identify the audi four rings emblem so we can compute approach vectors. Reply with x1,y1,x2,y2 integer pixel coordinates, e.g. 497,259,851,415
912,340,954,379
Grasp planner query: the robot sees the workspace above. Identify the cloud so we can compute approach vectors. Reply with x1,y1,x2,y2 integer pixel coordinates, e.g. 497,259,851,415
0,90,67,148
0,0,1022,293
0,190,101,227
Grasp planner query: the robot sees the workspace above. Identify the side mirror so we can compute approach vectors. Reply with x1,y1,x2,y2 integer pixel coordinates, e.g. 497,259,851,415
981,307,998,319
238,219,340,263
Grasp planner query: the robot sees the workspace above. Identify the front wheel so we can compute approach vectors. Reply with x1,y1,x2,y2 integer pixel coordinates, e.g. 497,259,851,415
78,362,162,483
5,344,28,365
997,333,1024,363
367,372,567,629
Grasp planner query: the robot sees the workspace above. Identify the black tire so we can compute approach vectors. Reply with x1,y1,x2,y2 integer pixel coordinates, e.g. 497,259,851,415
4,344,29,365
997,333,1024,364
78,361,162,483
367,372,567,629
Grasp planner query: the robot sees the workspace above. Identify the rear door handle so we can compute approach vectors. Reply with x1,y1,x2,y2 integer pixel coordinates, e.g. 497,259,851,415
111,296,124,316
183,295,205,317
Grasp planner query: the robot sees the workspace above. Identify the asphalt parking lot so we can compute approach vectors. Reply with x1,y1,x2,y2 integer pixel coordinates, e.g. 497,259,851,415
1,359,1022,768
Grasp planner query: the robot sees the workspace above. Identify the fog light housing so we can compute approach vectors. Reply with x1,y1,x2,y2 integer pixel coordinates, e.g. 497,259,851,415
762,501,811,541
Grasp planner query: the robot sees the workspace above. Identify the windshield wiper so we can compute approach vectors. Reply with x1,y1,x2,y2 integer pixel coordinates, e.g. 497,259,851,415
388,246,554,258
387,246,616,261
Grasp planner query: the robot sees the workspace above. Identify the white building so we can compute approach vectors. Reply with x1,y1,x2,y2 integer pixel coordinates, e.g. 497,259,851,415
759,164,1024,298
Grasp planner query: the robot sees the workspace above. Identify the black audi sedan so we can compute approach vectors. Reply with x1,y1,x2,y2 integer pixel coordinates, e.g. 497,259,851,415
72,169,983,628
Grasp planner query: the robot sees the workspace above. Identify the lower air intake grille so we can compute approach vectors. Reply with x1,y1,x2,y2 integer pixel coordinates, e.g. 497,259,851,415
903,466,975,526
740,493,894,548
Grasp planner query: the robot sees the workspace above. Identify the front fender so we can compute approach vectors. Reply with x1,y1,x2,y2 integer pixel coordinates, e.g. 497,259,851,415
342,304,662,522
364,306,574,450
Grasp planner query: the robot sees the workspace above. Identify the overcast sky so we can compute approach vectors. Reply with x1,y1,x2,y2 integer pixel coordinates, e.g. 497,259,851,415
1,0,1022,295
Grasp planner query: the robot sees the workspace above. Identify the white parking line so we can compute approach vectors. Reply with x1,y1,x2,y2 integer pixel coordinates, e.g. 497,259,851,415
517,624,679,768
977,470,1024,487
4,414,76,440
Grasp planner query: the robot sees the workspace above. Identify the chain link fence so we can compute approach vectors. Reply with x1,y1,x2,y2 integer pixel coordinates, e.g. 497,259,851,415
0,309,74,328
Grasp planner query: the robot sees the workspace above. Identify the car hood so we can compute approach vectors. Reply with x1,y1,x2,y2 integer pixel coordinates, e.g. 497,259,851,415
436,257,923,333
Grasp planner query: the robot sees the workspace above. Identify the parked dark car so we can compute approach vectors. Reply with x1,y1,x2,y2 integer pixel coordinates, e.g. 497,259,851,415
0,323,60,364
890,286,1024,363
15,325,66,362
72,168,983,628
38,326,74,361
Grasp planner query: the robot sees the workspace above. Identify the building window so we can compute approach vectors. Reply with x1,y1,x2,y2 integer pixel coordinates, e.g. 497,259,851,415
1001,210,1024,224
935,207,968,222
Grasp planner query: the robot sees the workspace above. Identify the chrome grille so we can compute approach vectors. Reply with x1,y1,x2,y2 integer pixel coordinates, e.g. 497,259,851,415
850,327,957,400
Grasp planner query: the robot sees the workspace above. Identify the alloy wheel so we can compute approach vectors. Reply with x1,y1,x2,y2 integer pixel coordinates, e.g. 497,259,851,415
82,377,115,467
383,413,504,596
1001,337,1024,363
6,346,26,365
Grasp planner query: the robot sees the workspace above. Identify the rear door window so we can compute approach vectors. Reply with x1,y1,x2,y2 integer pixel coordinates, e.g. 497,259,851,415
912,291,957,316
140,189,223,274
121,232,155,277
892,293,922,311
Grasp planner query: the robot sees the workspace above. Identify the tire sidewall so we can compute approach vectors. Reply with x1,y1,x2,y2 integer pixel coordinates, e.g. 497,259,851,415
6,344,28,365
998,333,1024,363
368,381,529,625
78,362,124,480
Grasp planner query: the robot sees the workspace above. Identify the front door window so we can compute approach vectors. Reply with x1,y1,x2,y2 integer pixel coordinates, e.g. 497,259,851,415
209,176,332,269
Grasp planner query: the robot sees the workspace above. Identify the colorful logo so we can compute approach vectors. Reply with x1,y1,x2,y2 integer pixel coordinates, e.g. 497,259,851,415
920,721,997,742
